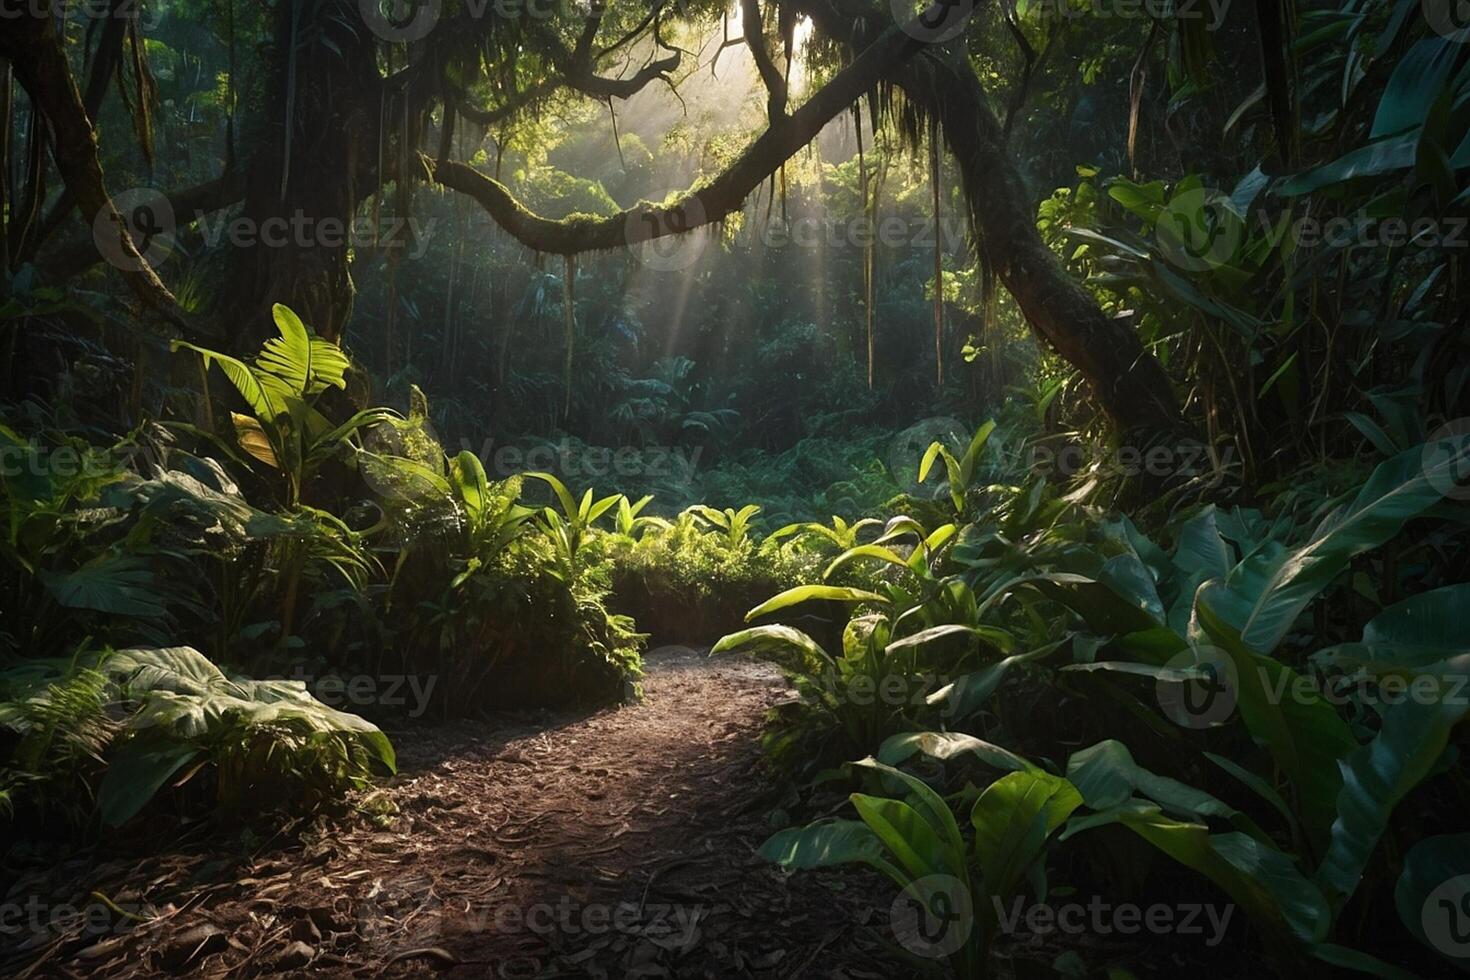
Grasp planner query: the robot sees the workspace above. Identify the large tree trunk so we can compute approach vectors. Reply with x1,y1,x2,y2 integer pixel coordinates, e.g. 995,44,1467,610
794,0,1181,436
220,0,383,345
0,7,191,329
914,50,1182,436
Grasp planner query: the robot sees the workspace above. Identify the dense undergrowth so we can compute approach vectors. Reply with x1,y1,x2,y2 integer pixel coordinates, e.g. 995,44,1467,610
0,301,925,834
717,417,1470,976
4,0,1470,975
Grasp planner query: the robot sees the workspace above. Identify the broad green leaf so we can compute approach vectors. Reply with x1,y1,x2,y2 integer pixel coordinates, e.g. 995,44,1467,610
1066,739,1266,840
1169,506,1233,631
959,420,998,484
1278,132,1419,196
824,544,910,580
1033,569,1162,635
1197,589,1357,840
851,794,957,880
918,442,948,484
1203,751,1297,837
1239,440,1469,653
929,639,1070,719
1371,35,1466,138
524,471,578,518
172,342,285,422
1361,584,1470,667
98,741,203,827
971,771,1081,904
1317,654,1470,901
745,585,889,622
449,450,490,523
877,731,1036,774
759,819,902,885
851,756,967,866
711,625,832,668
1072,804,1329,949
1394,833,1470,971
884,623,1017,656
40,554,168,618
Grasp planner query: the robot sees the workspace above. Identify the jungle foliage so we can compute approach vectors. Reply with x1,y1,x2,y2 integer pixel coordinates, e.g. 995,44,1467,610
2,0,1469,975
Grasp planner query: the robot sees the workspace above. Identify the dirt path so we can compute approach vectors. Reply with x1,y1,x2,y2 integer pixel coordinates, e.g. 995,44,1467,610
4,648,904,978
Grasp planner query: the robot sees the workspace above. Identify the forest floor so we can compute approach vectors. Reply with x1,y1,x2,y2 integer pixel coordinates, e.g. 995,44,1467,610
2,647,911,978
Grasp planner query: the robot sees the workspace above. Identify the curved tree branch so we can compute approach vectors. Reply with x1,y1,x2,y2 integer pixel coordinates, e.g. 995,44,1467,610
456,41,678,125
426,12,927,254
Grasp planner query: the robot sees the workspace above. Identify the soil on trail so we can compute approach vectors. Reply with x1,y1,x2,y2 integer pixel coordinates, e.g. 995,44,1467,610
3,647,907,978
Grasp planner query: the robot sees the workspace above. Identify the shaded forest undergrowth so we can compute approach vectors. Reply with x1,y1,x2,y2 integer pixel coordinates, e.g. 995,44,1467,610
3,647,916,979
